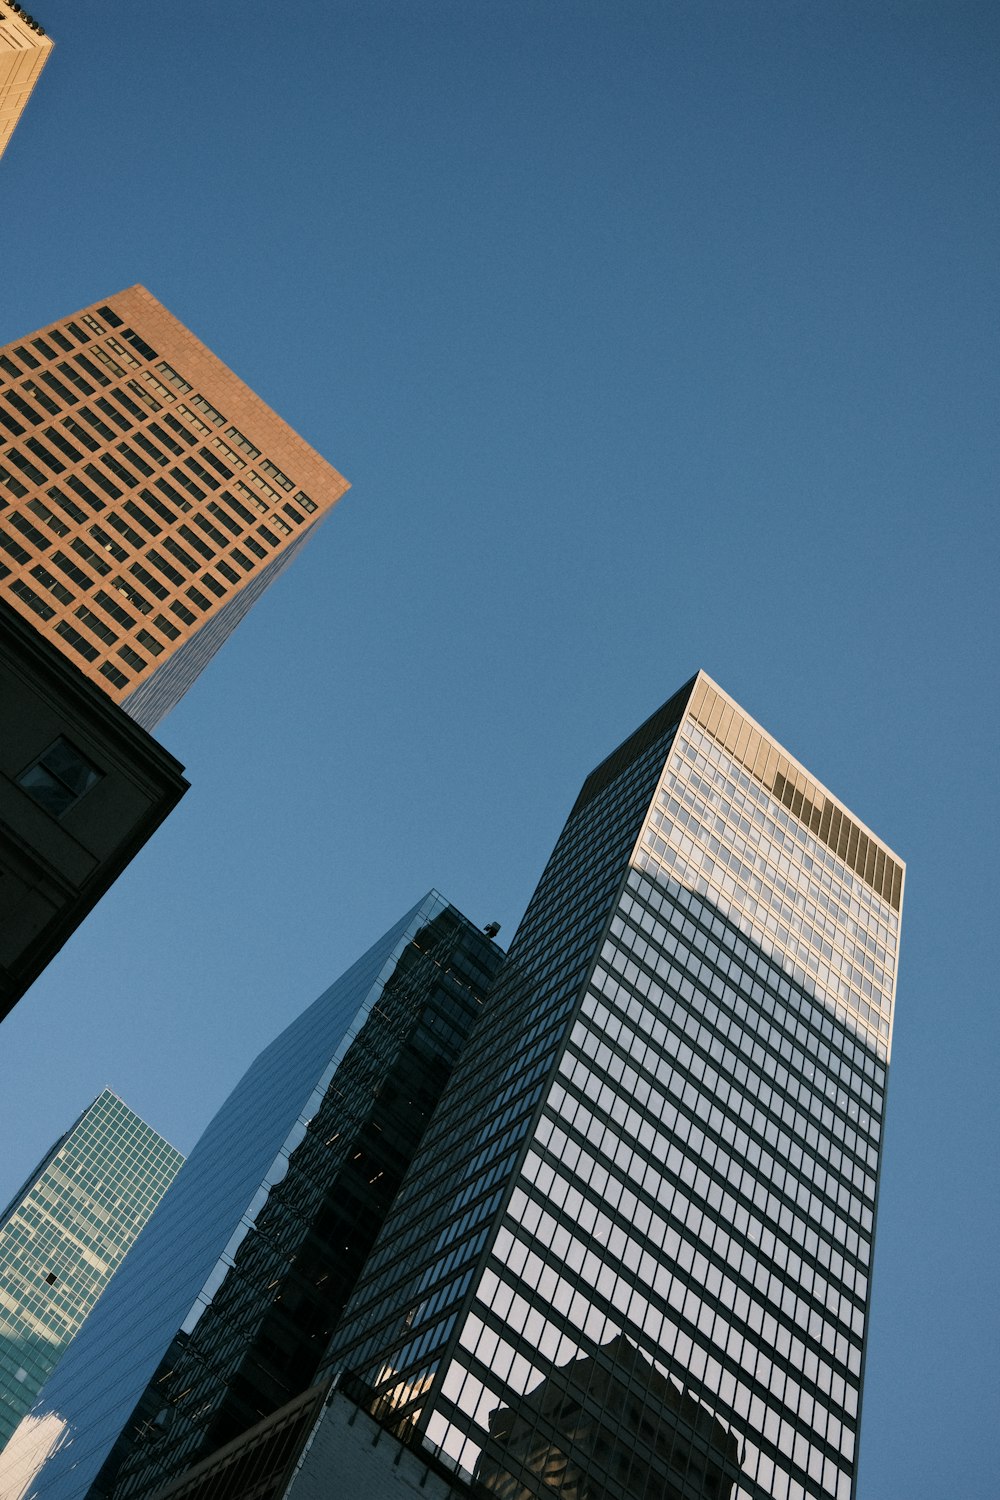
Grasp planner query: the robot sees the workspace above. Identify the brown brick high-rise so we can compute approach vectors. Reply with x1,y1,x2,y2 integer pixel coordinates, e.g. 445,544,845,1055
0,287,348,728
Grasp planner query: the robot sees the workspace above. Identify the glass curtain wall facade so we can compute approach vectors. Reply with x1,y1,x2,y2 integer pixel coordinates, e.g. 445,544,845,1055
109,903,504,1500
0,1091,183,1452
323,672,903,1500
3,893,501,1500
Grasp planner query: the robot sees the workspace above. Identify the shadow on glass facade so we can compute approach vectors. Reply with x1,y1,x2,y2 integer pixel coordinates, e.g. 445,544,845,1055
319,673,902,1500
476,1334,741,1500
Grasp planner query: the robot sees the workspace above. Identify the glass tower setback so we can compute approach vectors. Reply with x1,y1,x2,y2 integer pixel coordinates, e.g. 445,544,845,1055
109,900,504,1500
323,672,904,1500
0,1091,183,1452
3,893,502,1500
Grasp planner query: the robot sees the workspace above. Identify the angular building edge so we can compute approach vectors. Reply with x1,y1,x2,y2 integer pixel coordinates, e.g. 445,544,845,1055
0,597,189,1018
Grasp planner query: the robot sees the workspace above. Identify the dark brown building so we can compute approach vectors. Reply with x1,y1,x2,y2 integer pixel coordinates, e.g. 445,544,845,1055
0,598,188,1019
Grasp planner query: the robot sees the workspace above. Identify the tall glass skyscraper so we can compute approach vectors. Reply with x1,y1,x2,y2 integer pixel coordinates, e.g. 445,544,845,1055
0,1091,183,1453
322,672,903,1500
3,893,502,1500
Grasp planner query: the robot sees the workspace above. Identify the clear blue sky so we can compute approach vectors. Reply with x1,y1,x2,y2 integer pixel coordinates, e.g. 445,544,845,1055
1,3,996,1494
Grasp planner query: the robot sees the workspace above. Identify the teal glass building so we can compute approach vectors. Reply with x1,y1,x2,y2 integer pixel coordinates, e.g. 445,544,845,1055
0,1090,183,1453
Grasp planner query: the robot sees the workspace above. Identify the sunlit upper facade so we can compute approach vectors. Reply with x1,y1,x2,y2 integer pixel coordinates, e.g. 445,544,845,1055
0,2,51,162
322,672,903,1500
0,287,348,730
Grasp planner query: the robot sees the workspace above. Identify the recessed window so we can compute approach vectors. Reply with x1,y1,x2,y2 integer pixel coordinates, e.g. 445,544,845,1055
17,737,103,819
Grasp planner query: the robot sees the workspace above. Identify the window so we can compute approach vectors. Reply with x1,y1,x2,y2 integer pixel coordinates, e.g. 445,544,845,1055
84,462,123,500
136,628,163,657
10,579,54,621
62,415,99,452
70,537,111,576
57,360,94,396
121,328,158,362
91,528,128,567
29,499,69,538
42,371,78,405
156,361,192,394
95,396,131,433
188,393,224,426
74,353,111,388
8,450,47,486
154,612,180,641
75,605,118,646
67,474,106,512
129,562,168,601
0,528,30,565
47,487,87,525
0,462,28,500
118,644,147,672
117,442,154,478
92,347,125,378
162,412,195,447
200,445,233,480
169,598,196,626
0,404,26,438
79,406,116,442
99,662,129,689
23,381,60,416
6,391,43,426
17,737,102,818
9,512,49,550
259,458,294,492
132,430,168,466
106,337,140,369
94,589,135,630
46,426,83,463
163,536,197,572
26,436,65,474
110,576,152,615
176,404,211,437
139,488,177,526
226,425,260,461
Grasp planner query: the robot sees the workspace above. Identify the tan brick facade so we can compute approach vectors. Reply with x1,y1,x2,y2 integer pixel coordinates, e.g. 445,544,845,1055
0,287,348,718
0,1,52,160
